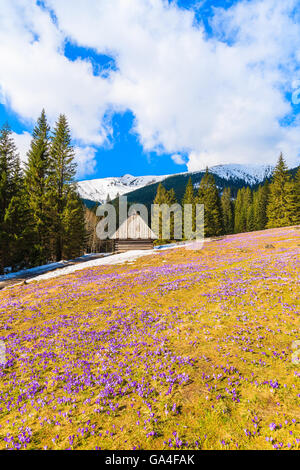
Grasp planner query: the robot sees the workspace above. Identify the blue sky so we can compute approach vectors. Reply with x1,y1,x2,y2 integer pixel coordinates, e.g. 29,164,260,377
0,0,299,180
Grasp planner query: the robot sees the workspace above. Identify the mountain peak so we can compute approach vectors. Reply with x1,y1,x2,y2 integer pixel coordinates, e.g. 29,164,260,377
76,163,276,204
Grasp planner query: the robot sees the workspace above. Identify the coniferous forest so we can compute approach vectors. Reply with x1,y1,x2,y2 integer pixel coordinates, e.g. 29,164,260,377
1,109,299,274
153,154,300,242
0,110,85,274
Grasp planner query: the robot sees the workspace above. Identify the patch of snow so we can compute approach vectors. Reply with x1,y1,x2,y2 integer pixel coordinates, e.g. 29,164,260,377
27,251,157,282
0,253,111,282
0,261,67,281
26,241,199,284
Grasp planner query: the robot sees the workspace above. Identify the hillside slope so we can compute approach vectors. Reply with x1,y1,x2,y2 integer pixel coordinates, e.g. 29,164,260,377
0,226,299,450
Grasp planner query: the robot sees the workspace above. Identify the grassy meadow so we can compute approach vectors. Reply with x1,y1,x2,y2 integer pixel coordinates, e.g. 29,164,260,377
0,226,299,450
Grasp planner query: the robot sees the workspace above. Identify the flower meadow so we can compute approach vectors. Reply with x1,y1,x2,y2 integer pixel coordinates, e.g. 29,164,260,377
0,226,299,450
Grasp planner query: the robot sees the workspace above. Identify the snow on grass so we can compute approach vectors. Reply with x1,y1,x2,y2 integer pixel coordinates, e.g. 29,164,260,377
26,243,195,283
0,254,111,282
0,261,67,281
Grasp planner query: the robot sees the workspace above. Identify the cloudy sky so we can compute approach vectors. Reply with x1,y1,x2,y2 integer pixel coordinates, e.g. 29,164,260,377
0,0,300,179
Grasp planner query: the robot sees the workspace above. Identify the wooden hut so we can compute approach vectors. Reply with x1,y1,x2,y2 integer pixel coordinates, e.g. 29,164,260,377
111,212,157,252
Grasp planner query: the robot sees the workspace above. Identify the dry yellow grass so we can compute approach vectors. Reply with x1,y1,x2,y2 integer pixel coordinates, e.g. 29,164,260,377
0,226,299,450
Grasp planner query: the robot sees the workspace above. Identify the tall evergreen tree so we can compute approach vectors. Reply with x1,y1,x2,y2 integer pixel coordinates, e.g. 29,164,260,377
4,186,33,270
25,109,51,265
166,188,178,239
182,177,194,205
153,183,176,240
182,177,196,237
266,154,297,228
49,114,83,261
253,183,269,230
0,124,24,273
234,188,244,234
244,187,254,232
294,168,300,224
154,183,168,206
62,191,85,259
0,123,19,203
246,200,255,232
221,187,233,234
197,168,222,237
153,183,166,240
234,187,252,233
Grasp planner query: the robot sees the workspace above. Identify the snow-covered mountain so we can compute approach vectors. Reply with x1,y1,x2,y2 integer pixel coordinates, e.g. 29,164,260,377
77,164,275,204
77,173,170,204
199,164,274,185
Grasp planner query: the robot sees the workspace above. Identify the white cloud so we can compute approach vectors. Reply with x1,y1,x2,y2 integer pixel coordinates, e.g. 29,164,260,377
12,131,32,164
0,1,113,148
171,153,186,165
0,0,300,177
74,146,97,178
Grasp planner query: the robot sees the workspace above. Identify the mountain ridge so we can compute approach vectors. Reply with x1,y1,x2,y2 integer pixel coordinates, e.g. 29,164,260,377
77,163,298,208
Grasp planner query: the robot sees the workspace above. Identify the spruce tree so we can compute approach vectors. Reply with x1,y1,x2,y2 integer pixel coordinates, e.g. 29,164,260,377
154,183,168,205
166,188,178,240
182,177,194,205
0,123,20,209
182,177,196,237
244,187,254,232
153,183,168,240
197,168,222,237
234,188,244,233
253,183,269,230
4,188,33,270
25,109,51,265
234,187,252,233
49,114,78,261
246,201,255,232
266,154,297,228
0,124,23,273
62,191,85,259
294,168,300,224
221,187,233,234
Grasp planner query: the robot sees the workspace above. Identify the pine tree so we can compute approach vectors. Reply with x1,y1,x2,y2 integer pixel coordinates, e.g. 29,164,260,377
49,114,77,261
294,168,300,224
266,154,297,228
244,187,254,232
253,183,269,230
25,109,51,265
182,177,196,237
0,124,23,273
166,188,178,240
234,187,251,233
0,123,20,210
197,168,222,237
4,188,33,270
154,183,168,205
153,183,168,240
234,188,244,233
62,191,85,259
221,187,233,234
166,188,176,205
246,201,255,232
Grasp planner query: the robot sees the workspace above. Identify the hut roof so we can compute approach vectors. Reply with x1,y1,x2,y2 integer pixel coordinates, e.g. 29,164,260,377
111,212,157,240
